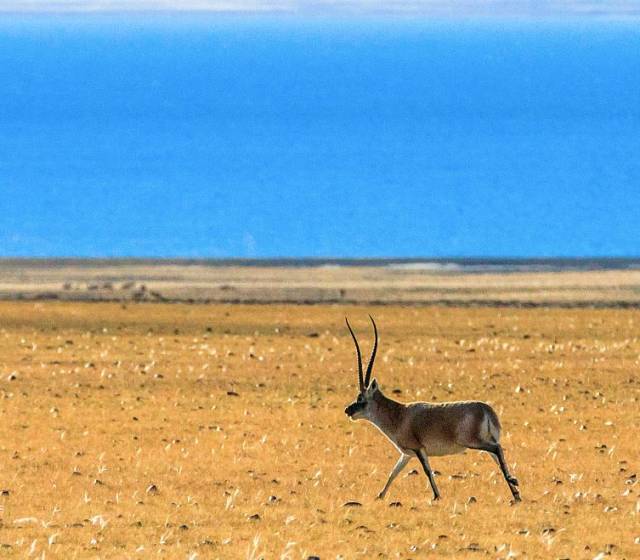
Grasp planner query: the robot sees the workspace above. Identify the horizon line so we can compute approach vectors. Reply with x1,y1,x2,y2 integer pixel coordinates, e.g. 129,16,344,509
2,257,640,262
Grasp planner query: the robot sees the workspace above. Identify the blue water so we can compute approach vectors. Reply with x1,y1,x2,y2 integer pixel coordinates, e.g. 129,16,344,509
1,15,639,257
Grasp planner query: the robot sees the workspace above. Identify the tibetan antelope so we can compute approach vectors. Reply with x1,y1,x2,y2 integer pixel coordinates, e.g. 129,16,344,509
344,316,521,502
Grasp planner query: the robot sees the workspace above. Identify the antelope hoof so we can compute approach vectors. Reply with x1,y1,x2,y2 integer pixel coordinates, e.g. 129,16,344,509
432,495,441,501
376,493,385,501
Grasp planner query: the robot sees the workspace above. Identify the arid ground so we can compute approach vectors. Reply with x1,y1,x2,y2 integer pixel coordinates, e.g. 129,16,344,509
0,301,638,558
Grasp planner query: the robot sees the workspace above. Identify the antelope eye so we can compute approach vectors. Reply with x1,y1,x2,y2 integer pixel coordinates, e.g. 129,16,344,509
357,395,364,403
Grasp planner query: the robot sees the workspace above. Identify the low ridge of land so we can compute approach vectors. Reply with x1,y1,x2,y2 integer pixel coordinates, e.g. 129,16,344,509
1,259,640,307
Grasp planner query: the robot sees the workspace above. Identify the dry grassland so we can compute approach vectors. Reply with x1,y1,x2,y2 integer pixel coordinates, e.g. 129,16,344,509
0,302,638,559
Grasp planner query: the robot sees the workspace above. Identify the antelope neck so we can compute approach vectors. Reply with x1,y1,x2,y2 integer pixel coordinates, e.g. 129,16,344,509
370,390,404,429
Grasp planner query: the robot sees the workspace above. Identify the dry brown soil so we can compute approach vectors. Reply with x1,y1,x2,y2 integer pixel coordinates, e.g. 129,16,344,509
0,302,638,558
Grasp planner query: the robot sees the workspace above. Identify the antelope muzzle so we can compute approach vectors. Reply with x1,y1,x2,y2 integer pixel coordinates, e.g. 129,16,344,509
345,400,366,418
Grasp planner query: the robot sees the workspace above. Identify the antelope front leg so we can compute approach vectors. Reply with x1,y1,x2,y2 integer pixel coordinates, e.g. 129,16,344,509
416,449,441,500
377,454,411,500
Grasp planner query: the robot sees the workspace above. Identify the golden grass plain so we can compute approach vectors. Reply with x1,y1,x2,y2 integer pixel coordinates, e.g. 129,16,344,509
0,302,638,559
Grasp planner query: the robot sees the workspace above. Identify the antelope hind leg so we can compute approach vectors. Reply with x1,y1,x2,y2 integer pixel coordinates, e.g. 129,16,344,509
485,444,521,501
416,449,441,500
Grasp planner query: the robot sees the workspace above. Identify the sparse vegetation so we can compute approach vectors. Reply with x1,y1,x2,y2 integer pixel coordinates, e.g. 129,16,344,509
0,302,637,558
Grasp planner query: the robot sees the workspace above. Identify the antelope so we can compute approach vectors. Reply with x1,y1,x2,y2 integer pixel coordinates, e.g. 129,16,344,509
344,316,521,502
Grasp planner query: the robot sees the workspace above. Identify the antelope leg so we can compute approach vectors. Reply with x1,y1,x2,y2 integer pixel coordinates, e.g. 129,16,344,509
377,454,411,500
416,449,440,500
479,443,521,502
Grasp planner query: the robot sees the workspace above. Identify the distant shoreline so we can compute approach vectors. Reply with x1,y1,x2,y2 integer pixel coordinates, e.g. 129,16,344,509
1,258,640,307
1,257,640,273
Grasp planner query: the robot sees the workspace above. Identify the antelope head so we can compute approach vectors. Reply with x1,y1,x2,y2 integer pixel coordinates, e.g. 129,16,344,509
344,315,379,421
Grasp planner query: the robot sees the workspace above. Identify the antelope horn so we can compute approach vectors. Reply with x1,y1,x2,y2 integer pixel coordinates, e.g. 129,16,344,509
345,317,364,392
364,314,378,388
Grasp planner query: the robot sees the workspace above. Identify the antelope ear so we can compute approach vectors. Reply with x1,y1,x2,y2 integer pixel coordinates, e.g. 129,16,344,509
369,378,379,392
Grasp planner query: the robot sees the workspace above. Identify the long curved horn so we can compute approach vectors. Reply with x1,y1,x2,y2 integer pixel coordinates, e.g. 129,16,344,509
364,314,378,388
345,317,364,392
